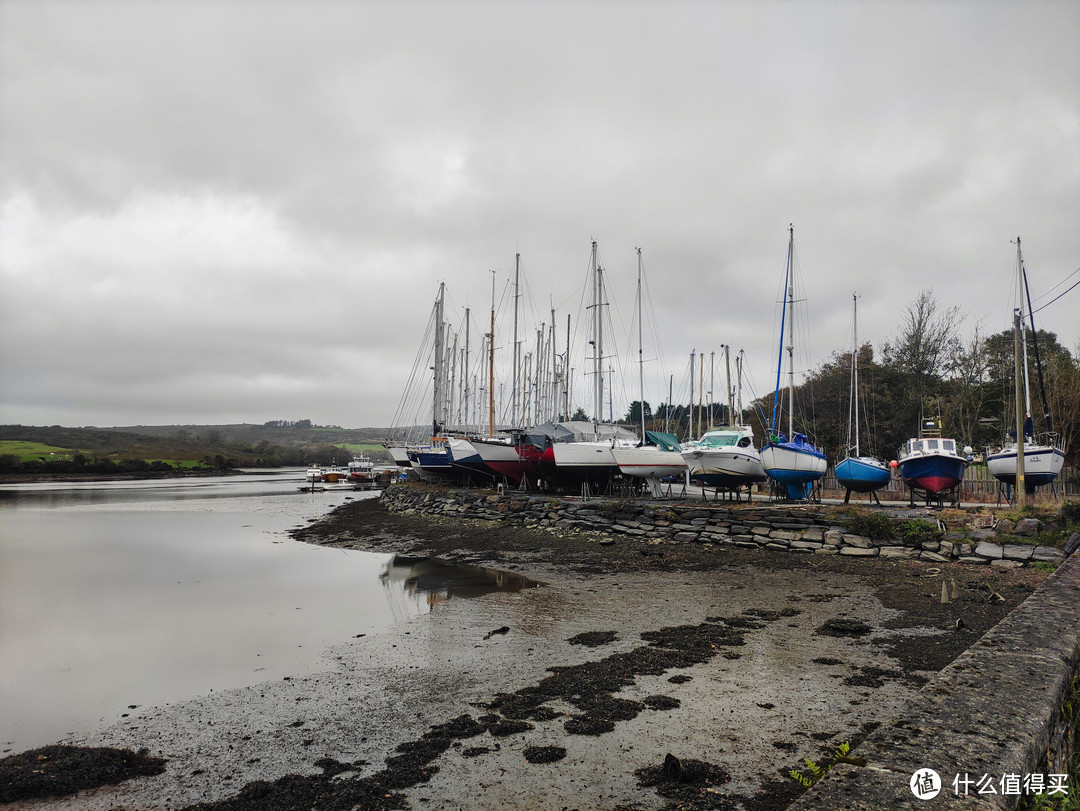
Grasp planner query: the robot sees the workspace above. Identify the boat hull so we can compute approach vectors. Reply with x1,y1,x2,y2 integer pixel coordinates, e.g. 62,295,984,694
609,446,687,479
543,442,622,489
472,439,527,484
408,448,456,480
986,444,1065,490
681,447,766,488
835,456,891,493
897,455,966,494
761,440,827,500
446,438,497,481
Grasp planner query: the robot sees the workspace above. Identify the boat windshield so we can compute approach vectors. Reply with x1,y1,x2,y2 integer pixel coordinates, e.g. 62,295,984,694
698,431,741,448
941,439,955,453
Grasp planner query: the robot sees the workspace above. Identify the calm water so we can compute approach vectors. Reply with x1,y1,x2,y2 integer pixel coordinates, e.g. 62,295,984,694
0,472,448,753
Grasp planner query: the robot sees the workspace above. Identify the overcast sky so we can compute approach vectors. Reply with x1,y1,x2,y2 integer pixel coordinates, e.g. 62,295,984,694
2,0,1077,432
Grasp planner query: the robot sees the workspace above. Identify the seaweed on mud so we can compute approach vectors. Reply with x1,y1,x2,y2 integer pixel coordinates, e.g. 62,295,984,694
842,666,904,688
811,657,845,666
0,745,167,803
815,618,873,637
565,715,616,736
486,718,535,737
181,614,775,810
667,674,692,684
644,695,681,711
568,630,618,647
635,755,734,810
523,745,567,764
461,746,493,758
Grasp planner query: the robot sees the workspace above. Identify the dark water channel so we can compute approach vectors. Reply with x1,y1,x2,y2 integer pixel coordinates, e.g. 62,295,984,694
0,471,532,755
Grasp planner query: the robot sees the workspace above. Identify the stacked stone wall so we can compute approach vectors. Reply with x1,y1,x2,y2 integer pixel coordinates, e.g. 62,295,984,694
380,485,1067,568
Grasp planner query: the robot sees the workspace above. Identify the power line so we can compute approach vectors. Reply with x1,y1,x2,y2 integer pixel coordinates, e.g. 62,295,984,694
1030,265,1080,304
1030,275,1080,316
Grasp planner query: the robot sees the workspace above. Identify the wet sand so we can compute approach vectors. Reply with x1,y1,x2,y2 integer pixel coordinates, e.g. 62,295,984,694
3,496,1048,810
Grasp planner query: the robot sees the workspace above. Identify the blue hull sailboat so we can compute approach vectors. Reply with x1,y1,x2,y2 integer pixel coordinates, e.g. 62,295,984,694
834,294,890,498
760,226,827,500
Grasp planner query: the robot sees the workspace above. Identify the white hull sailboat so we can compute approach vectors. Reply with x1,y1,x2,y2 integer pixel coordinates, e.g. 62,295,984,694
986,237,1064,495
608,248,687,493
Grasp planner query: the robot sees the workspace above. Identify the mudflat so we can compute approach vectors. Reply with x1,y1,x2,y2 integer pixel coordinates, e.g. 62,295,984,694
4,496,1048,811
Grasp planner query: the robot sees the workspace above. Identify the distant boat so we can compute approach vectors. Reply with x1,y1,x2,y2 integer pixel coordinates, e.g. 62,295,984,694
304,464,322,482
347,454,376,484
834,294,890,498
760,226,827,500
985,237,1065,495
897,415,969,506
320,464,347,483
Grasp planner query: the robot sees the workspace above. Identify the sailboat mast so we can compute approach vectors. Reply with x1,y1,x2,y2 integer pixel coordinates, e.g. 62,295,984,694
724,344,733,427
593,244,605,439
852,293,861,456
1015,238,1033,421
432,282,445,436
786,230,796,439
511,253,520,428
689,349,695,440
736,350,745,419
637,248,645,439
1018,242,1053,432
1014,308,1026,502
770,226,793,437
488,271,495,438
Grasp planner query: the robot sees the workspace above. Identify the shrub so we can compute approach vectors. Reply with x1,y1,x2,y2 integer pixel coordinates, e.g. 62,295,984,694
899,519,941,545
845,511,896,541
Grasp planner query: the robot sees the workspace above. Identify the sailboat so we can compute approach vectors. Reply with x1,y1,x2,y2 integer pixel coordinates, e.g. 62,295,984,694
681,346,766,493
608,248,688,494
834,294,890,498
545,241,634,490
760,225,828,500
986,237,1065,495
469,255,530,485
404,283,456,480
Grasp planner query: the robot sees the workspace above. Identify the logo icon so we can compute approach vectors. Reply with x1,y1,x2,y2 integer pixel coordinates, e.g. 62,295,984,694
910,768,941,800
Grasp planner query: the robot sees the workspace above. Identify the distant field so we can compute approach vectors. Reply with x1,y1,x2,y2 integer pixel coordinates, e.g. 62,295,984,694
0,440,79,461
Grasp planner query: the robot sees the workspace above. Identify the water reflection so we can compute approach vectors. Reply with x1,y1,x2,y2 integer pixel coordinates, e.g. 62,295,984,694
380,556,542,611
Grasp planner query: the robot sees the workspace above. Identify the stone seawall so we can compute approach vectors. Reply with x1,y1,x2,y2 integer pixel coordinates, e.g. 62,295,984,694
379,484,1068,568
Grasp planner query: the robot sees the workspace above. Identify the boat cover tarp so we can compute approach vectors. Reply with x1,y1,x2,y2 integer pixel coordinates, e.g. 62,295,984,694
523,421,636,446
645,431,682,452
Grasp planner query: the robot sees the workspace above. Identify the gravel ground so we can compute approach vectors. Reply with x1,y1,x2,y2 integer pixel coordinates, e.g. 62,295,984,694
2,496,1049,811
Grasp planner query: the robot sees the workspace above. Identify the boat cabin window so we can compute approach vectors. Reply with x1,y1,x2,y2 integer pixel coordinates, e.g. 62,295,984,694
926,439,939,450
700,432,738,448
942,439,955,453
